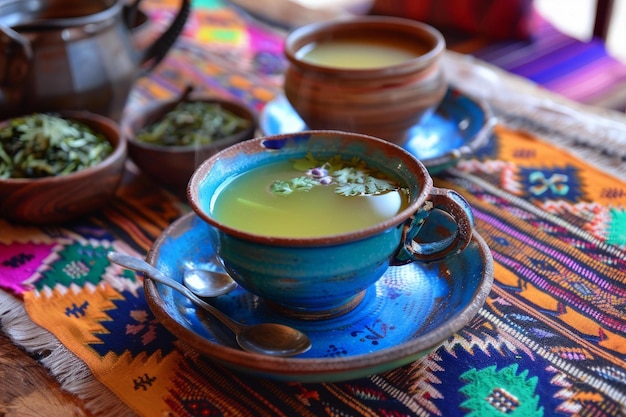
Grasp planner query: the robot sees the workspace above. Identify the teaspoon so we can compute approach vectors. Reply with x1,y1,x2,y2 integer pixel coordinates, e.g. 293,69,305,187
107,252,312,357
183,267,237,298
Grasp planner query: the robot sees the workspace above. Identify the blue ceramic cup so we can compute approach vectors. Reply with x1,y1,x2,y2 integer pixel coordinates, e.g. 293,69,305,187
188,130,474,320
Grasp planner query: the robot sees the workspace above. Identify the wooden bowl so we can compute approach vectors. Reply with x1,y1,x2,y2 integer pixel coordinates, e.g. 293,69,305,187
123,95,257,195
0,111,127,224
283,16,446,146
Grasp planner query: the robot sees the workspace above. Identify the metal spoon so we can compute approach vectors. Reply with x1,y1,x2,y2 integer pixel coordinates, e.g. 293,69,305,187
183,266,237,298
107,252,312,357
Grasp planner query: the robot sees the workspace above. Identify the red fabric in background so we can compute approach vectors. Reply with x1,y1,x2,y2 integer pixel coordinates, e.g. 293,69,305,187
370,0,534,40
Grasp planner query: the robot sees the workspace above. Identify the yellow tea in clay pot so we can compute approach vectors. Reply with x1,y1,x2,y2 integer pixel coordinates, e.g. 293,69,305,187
296,34,430,69
283,16,446,146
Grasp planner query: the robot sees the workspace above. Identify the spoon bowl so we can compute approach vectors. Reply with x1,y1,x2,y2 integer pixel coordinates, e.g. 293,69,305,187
107,252,312,357
183,268,237,298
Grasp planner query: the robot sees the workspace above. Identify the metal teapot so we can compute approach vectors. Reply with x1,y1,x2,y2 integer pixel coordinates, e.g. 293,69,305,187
0,0,190,121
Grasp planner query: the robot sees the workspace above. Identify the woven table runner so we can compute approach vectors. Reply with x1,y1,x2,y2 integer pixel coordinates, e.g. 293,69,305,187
1,1,626,416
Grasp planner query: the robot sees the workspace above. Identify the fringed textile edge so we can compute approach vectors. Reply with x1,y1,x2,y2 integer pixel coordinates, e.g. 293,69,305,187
0,290,137,417
443,52,626,180
491,98,626,180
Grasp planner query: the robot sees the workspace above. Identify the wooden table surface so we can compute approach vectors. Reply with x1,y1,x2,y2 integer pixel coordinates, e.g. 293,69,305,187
0,332,92,417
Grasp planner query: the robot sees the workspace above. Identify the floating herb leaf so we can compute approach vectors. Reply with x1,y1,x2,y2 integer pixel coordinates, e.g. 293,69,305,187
270,176,319,195
135,101,250,146
0,113,113,179
269,155,406,197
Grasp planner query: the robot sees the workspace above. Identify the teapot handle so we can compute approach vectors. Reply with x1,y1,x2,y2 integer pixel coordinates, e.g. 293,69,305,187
0,25,32,87
137,0,191,75
124,0,142,29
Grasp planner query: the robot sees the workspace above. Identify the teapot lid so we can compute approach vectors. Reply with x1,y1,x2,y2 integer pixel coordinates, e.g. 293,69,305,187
0,0,120,29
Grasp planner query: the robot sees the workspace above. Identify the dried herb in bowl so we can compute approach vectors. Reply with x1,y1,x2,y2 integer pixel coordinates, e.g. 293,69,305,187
0,113,113,179
135,101,251,146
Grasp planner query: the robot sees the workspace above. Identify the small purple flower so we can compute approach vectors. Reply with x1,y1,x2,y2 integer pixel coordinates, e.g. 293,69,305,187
305,165,332,185
307,166,328,178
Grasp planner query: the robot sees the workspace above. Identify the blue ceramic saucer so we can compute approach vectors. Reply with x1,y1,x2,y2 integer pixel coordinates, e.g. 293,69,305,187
144,211,494,382
259,86,496,174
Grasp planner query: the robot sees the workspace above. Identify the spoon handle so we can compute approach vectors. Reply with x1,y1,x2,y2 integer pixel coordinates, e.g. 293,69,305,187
107,252,241,334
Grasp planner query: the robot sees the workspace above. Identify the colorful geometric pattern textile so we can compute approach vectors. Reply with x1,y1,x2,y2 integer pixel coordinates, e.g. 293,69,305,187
1,1,626,416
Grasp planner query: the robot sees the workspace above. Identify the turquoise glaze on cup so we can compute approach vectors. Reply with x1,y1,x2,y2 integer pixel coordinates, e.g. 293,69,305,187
188,130,474,320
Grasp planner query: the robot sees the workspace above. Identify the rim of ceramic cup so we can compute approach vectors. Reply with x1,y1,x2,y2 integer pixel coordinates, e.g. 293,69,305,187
283,16,446,76
187,130,433,247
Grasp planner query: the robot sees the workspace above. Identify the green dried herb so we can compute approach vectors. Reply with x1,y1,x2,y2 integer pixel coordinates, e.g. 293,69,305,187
0,113,113,179
135,101,250,146
269,153,406,197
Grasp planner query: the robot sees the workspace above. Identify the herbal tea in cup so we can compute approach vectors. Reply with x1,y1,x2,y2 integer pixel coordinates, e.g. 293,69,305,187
210,155,411,238
188,130,473,320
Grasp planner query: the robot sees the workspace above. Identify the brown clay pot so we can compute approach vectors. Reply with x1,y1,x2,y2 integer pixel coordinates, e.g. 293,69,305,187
283,16,447,146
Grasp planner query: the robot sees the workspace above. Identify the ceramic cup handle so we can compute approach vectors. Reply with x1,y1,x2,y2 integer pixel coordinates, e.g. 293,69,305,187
392,187,474,264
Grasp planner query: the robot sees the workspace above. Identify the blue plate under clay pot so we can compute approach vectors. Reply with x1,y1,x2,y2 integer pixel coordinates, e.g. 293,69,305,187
260,86,496,174
144,210,494,383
